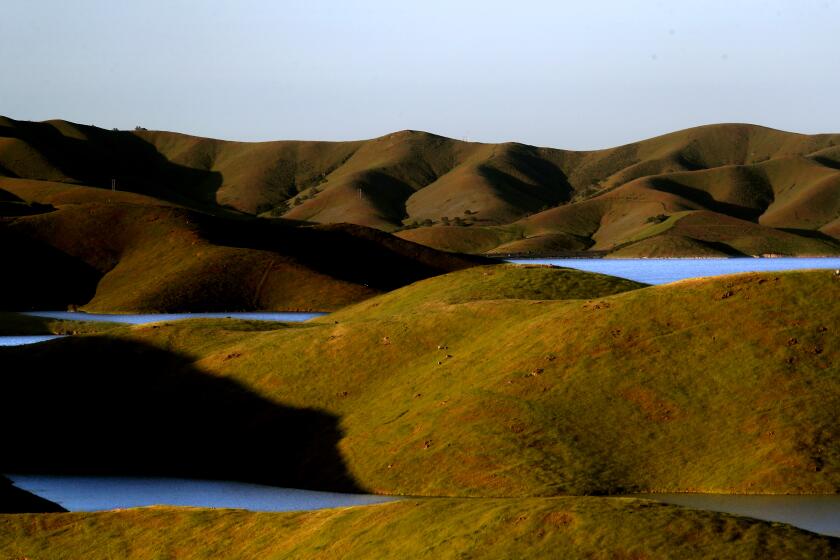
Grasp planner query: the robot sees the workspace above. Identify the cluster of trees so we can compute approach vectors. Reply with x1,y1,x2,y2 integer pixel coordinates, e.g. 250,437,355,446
396,209,478,231
290,185,322,207
257,186,324,217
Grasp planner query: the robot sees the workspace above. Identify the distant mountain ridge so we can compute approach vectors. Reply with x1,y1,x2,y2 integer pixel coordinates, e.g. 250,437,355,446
1,116,838,256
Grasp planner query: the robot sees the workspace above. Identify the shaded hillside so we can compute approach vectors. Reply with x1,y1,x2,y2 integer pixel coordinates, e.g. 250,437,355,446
2,498,837,559
0,476,66,514
396,125,840,256
0,334,360,491
0,116,226,213
0,311,118,335
5,266,838,496
0,182,485,312
2,117,838,255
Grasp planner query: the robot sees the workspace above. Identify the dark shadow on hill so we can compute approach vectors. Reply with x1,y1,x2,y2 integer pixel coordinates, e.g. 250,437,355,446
675,152,709,172
0,119,228,215
0,475,67,513
0,336,362,492
351,171,416,226
811,155,840,171
648,177,767,222
0,229,101,310
606,235,749,258
0,312,55,336
0,188,23,203
197,215,491,291
778,228,840,246
696,239,750,256
478,147,573,214
0,188,55,217
0,162,21,178
0,201,54,217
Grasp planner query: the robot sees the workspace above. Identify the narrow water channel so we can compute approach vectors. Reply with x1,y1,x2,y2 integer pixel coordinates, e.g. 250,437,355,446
6,475,398,512
635,493,840,538
509,257,840,285
20,311,327,324
0,335,66,346
7,475,839,537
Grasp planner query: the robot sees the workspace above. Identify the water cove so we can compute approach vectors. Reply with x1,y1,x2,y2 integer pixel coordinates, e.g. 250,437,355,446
509,257,840,285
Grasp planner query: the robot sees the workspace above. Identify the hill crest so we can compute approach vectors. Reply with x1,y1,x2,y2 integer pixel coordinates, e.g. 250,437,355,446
2,117,838,256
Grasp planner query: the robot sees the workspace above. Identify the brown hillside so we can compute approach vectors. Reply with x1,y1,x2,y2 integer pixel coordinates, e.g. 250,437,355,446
0,182,485,312
1,117,838,256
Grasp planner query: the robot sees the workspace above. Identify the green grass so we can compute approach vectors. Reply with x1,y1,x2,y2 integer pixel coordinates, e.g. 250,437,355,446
1,497,837,559
2,265,839,558
6,266,838,497
180,269,840,495
618,210,692,246
0,311,120,335
336,264,645,316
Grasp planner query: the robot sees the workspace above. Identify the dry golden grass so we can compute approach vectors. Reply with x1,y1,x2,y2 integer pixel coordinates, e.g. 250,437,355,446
0,183,484,312
2,497,837,559
3,117,838,256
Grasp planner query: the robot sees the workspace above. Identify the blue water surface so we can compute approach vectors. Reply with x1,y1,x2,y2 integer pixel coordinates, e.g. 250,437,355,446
635,493,840,538
20,311,327,324
6,474,839,537
509,257,840,285
6,475,397,512
0,335,65,346
0,312,326,345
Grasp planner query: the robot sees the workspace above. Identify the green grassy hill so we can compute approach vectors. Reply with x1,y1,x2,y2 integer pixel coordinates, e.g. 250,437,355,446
2,117,838,256
3,265,838,558
3,266,837,496
2,498,837,559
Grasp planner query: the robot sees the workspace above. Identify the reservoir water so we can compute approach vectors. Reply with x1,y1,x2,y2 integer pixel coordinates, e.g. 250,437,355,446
0,335,65,346
6,475,397,513
509,257,840,285
636,494,840,538
20,310,327,324
6,475,838,537
1,311,327,345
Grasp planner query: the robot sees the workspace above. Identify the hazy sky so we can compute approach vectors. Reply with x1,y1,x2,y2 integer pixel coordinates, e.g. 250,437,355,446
2,0,839,149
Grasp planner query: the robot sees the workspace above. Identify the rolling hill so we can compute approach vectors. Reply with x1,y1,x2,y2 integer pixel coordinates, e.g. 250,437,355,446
0,180,485,312
2,264,838,557
3,266,837,496
2,116,838,256
2,498,837,559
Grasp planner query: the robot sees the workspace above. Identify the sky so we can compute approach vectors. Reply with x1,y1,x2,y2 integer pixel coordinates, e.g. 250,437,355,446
1,0,839,150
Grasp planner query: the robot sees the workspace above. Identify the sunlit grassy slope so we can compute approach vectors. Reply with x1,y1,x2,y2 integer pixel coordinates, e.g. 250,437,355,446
2,116,838,256
1,498,837,559
6,265,837,496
